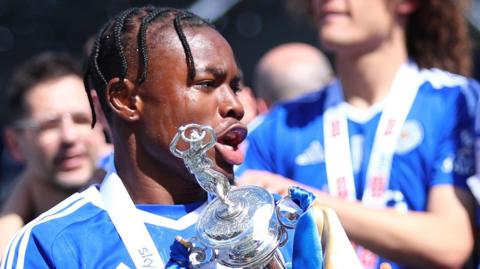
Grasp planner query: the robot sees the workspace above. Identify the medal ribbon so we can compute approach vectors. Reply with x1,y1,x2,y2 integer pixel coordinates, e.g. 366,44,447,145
323,62,420,268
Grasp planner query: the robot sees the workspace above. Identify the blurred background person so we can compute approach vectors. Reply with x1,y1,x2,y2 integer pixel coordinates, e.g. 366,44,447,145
237,0,479,268
235,42,334,164
237,42,333,129
0,147,23,207
0,52,111,256
253,42,333,114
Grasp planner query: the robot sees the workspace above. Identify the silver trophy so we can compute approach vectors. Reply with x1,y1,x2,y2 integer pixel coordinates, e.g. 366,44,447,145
170,123,304,269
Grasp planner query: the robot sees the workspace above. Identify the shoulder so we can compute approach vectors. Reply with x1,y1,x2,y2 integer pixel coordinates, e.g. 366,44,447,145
274,86,329,115
27,185,105,232
255,84,331,131
416,67,480,115
417,67,479,99
2,185,106,267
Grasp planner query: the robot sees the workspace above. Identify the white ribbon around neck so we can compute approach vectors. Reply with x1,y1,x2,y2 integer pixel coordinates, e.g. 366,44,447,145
100,171,166,269
323,62,421,207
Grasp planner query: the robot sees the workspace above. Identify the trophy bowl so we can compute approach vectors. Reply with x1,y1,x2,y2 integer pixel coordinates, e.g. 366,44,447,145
196,186,284,268
170,123,302,269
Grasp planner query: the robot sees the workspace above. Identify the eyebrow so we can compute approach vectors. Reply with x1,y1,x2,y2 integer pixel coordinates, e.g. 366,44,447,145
196,66,227,77
194,66,242,85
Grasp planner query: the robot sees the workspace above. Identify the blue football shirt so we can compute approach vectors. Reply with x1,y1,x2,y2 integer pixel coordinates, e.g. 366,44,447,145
1,180,294,268
1,185,206,268
237,63,480,269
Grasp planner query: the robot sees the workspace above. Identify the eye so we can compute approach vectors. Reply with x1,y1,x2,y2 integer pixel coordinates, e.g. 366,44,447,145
37,118,61,132
194,80,217,90
230,78,242,94
72,113,92,125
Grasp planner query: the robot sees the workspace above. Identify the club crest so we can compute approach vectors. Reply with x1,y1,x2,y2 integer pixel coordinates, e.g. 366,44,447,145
395,120,424,154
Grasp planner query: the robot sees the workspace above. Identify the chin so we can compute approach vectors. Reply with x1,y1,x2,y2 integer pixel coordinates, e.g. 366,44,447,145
54,171,93,191
320,28,357,49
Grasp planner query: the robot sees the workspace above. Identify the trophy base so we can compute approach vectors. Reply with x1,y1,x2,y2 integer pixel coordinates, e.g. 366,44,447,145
197,186,286,268
219,248,286,269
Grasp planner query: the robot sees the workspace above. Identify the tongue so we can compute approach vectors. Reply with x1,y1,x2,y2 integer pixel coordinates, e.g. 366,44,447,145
215,143,244,165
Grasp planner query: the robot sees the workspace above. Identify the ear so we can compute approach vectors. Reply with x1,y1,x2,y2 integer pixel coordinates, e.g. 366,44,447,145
256,97,270,115
4,127,26,162
396,0,418,15
106,78,142,122
90,89,112,141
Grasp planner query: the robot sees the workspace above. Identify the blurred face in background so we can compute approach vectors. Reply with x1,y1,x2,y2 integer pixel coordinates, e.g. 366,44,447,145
311,0,401,56
13,75,99,190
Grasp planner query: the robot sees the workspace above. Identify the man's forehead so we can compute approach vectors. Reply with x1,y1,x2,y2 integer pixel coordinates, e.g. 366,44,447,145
25,76,90,116
148,29,237,74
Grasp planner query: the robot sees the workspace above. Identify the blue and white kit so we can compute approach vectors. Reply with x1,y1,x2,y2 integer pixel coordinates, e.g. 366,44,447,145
1,168,202,268
237,61,480,269
0,157,294,269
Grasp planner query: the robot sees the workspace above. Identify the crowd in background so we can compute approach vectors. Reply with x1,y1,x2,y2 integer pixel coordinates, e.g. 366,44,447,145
0,0,479,268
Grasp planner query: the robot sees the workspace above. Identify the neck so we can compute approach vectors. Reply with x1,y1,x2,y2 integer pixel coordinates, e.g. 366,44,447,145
335,27,408,109
113,133,206,205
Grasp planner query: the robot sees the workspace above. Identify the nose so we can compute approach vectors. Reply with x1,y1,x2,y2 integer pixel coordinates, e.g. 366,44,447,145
218,87,244,120
59,116,79,143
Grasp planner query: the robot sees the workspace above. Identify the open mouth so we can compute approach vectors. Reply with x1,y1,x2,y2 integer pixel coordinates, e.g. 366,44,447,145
215,125,248,165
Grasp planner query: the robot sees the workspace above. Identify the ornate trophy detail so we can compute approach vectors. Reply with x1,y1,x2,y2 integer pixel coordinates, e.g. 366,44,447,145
170,123,305,269
170,124,232,206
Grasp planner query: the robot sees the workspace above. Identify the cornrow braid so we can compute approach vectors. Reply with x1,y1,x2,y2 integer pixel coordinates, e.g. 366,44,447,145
91,23,111,90
84,6,215,127
82,63,97,128
174,13,197,83
84,22,111,127
137,7,176,84
114,7,139,81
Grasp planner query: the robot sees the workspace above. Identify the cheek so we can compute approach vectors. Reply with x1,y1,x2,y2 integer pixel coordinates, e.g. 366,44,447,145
26,140,58,164
188,96,216,121
84,137,100,159
142,107,179,150
356,2,393,35
179,91,219,124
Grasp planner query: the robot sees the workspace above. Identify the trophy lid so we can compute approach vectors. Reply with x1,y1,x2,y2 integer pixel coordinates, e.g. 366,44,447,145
196,186,275,248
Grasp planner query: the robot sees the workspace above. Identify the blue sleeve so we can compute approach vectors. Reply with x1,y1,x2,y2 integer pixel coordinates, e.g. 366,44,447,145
430,79,479,189
1,230,52,269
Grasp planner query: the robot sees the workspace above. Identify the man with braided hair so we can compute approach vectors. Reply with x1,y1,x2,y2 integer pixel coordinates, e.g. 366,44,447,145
1,6,329,269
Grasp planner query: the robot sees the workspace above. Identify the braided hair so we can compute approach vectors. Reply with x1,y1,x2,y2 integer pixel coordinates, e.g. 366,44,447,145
83,6,214,127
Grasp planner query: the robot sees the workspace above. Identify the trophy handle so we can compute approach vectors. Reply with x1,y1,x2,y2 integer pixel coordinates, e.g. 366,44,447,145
185,237,216,269
266,249,288,269
169,129,184,158
278,226,289,247
275,195,304,230
169,124,215,158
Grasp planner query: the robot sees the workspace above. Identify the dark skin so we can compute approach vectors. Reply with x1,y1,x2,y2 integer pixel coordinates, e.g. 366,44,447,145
105,25,246,205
